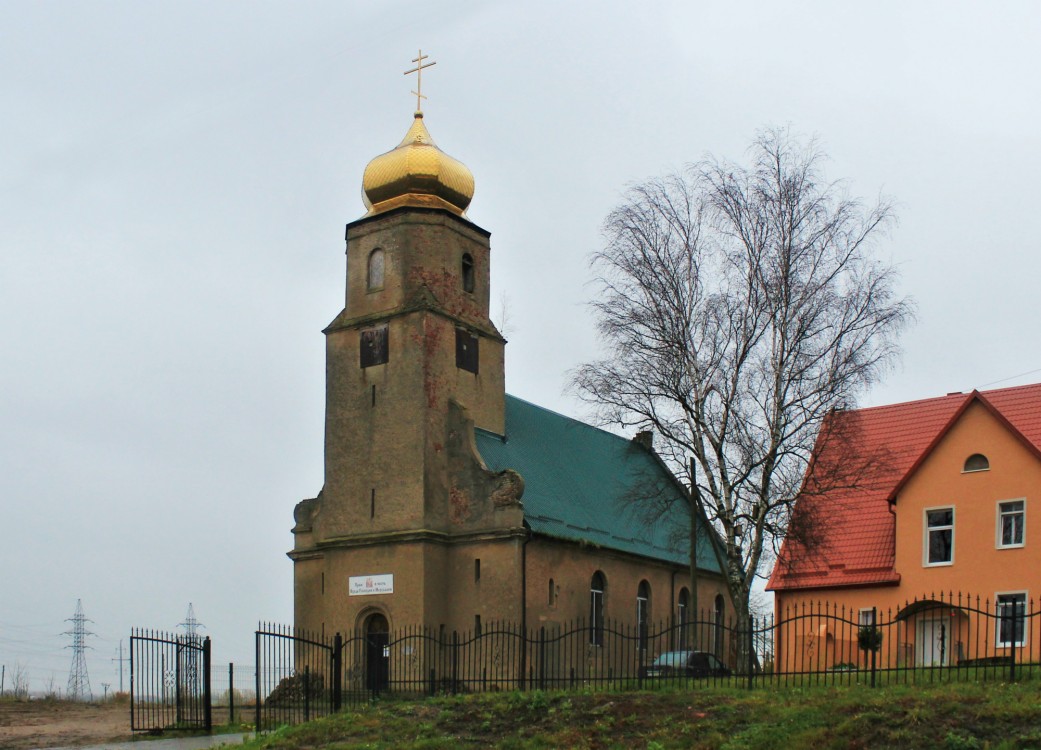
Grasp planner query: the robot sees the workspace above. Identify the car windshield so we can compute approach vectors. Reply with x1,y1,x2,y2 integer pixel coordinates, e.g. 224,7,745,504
653,652,690,667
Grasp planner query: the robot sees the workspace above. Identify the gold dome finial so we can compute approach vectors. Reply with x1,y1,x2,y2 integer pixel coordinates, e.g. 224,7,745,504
361,51,475,217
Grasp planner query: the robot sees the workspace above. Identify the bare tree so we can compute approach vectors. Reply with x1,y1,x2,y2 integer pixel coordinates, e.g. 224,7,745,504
573,128,914,628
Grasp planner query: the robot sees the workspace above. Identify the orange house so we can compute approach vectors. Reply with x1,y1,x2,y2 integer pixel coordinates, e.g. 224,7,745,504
767,383,1041,672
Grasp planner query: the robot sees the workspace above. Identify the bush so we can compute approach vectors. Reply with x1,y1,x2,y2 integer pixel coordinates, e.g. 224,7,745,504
858,626,883,652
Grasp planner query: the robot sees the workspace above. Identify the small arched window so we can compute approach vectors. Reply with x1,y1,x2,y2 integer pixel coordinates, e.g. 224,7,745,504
964,453,990,472
637,580,651,649
589,571,606,646
548,578,556,607
461,253,475,293
367,248,385,291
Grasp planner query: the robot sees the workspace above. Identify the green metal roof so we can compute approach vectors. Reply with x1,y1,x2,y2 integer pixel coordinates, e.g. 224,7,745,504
474,395,724,573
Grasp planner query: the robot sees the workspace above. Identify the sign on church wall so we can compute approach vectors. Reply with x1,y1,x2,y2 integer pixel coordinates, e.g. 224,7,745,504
349,574,394,596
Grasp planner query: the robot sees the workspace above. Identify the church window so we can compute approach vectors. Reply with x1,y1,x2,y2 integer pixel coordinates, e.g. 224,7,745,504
590,572,606,646
474,558,481,583
677,588,690,649
456,329,479,374
637,580,650,650
461,253,475,293
474,615,482,636
360,325,388,368
370,489,375,519
367,248,385,290
964,453,990,472
548,578,556,607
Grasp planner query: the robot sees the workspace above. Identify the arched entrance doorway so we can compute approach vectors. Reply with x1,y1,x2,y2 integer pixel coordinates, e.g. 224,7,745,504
364,613,389,692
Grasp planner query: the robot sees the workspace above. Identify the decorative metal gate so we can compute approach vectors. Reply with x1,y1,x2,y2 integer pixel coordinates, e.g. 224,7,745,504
255,623,343,730
130,629,211,732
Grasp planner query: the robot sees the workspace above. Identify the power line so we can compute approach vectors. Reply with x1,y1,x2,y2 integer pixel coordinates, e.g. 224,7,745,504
977,366,1041,390
63,599,94,701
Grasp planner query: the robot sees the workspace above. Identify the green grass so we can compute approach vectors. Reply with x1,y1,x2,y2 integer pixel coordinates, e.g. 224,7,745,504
241,681,1041,749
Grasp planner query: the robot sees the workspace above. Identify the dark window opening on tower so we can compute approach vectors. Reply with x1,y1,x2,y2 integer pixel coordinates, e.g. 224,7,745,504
456,329,478,373
474,558,481,583
367,248,385,290
361,325,389,368
461,253,475,293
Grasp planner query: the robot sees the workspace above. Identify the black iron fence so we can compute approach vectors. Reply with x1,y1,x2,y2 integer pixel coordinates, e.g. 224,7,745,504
134,593,1041,731
129,629,211,732
768,592,1041,686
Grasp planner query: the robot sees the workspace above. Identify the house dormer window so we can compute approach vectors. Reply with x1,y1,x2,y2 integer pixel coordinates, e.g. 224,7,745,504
963,453,989,472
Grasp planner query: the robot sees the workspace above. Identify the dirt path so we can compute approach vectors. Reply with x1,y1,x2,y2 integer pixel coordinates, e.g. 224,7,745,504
0,700,134,749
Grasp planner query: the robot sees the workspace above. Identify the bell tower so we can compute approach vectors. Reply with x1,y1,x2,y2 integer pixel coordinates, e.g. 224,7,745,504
291,56,523,639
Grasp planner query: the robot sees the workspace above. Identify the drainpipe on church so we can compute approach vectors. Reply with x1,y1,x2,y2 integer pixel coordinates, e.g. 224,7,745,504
520,526,530,687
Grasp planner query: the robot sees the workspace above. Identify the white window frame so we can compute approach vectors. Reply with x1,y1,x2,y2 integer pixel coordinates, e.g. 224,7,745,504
923,506,955,567
859,608,876,627
996,499,1026,549
996,591,1028,648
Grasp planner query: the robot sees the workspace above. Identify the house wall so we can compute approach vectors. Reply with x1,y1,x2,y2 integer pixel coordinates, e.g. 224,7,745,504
773,401,1041,672
893,401,1041,600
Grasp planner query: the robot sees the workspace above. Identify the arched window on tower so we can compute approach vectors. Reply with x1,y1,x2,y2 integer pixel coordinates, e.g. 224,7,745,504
461,253,475,293
637,580,651,650
589,571,606,646
367,248,385,291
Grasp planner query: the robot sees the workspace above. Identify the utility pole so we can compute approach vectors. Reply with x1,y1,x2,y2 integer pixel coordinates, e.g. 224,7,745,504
64,599,94,701
111,640,127,693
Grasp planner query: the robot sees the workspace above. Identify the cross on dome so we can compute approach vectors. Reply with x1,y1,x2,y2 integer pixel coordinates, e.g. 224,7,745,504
404,49,436,113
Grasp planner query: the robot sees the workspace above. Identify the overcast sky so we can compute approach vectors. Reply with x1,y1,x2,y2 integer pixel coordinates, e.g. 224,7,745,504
3,1,1040,694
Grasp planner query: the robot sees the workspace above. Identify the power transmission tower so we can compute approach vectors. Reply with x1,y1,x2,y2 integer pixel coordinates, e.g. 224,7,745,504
178,603,205,685
64,599,94,701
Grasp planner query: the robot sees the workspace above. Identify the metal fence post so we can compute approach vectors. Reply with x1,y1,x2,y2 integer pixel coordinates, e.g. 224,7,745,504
538,627,546,690
228,663,234,725
254,630,261,733
202,637,212,732
747,616,755,690
332,633,343,712
451,631,459,694
870,607,877,689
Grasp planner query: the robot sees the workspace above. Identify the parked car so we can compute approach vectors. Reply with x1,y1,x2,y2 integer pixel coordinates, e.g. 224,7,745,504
641,650,732,679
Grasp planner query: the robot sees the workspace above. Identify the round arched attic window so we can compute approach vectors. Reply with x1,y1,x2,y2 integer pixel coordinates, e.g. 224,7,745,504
963,453,990,472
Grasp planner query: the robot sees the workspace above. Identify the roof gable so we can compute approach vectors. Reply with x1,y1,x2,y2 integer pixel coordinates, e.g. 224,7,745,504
768,382,1041,592
474,395,724,573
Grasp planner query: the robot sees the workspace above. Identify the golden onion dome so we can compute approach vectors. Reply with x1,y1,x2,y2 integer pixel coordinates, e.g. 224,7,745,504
361,112,475,217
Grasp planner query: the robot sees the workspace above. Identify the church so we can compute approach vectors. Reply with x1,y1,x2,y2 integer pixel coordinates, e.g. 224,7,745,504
289,61,732,660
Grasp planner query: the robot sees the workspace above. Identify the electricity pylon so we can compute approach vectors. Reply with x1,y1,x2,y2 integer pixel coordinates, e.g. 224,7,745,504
64,599,94,701
178,603,205,685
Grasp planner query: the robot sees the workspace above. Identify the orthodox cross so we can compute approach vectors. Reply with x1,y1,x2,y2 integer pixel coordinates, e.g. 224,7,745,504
404,49,436,112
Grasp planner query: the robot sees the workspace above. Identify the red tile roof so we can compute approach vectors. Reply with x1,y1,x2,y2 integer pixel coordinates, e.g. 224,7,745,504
767,382,1041,592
